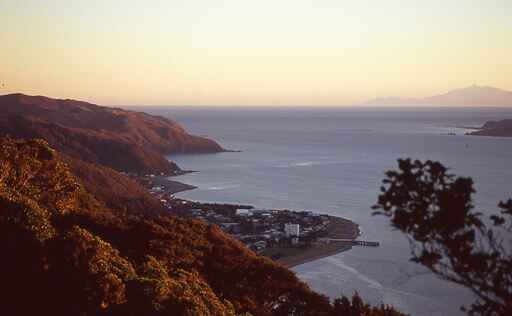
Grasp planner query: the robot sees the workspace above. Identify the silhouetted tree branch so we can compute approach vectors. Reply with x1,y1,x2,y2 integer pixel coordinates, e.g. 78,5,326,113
373,158,512,315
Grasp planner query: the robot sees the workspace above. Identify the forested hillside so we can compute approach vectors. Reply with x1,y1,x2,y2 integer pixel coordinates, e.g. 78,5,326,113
0,137,404,316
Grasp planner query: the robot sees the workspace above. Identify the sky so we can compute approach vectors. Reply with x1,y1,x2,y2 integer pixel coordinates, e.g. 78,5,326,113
1,0,511,106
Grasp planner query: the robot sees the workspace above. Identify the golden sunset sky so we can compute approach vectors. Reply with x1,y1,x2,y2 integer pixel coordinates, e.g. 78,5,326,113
1,0,511,105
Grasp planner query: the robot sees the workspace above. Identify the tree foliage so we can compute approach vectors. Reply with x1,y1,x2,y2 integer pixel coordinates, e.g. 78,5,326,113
118,256,238,316
374,158,512,315
0,137,236,315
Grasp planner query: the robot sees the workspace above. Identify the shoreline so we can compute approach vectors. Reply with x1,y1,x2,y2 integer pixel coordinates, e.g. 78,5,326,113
134,174,198,195
140,175,362,268
153,176,197,194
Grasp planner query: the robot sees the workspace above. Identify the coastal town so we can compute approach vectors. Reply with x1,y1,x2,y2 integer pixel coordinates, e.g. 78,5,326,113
168,199,331,251
134,174,369,266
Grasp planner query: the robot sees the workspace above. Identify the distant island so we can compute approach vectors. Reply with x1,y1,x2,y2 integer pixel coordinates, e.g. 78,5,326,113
468,119,512,137
362,85,512,106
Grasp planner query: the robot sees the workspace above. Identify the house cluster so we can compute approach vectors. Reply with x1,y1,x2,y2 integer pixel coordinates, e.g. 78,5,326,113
167,199,333,252
134,174,334,252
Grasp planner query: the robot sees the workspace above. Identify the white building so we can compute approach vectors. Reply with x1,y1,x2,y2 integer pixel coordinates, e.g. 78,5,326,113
284,223,300,237
236,209,251,216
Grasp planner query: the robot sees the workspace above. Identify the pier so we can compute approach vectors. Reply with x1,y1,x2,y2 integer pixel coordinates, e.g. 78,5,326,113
328,239,380,247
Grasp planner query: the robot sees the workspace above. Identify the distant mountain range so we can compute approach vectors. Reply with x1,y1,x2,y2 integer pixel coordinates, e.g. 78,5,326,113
362,86,512,106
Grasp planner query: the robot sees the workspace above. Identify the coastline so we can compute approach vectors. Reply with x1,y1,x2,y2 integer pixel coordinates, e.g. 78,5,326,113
134,174,198,195
153,176,197,194
141,175,362,268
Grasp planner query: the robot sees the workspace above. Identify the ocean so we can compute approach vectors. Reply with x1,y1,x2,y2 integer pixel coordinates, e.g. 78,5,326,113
140,106,512,316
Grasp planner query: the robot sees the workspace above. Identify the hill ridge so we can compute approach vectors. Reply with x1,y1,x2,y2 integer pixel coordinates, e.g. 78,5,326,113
0,93,224,174
362,85,512,106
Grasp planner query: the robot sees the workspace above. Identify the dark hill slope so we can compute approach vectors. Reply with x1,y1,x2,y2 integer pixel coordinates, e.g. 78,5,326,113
0,137,404,316
64,156,167,214
0,93,223,174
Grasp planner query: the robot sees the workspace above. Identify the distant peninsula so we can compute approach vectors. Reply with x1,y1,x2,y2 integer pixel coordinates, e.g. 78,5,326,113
362,85,512,106
0,93,224,175
468,119,512,137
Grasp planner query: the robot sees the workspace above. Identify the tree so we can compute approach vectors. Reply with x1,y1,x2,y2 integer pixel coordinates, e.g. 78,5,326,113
373,158,512,315
118,256,237,316
48,226,136,315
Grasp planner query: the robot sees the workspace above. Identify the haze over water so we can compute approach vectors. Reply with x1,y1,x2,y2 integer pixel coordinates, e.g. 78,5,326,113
142,106,512,316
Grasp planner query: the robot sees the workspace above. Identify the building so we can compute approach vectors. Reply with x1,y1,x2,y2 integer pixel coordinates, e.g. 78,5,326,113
220,223,242,234
236,209,251,216
284,223,300,237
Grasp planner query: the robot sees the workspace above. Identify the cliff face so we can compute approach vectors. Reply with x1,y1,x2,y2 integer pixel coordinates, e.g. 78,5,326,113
0,93,223,174
470,119,512,137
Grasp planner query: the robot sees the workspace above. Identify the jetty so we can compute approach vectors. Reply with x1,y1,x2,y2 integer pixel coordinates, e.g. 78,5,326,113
328,239,380,247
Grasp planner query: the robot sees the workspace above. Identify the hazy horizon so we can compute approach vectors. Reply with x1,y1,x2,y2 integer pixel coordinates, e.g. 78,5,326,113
1,1,511,106
6,87,512,108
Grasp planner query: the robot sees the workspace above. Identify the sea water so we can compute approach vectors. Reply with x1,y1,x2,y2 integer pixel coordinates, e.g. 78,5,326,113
139,106,512,316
